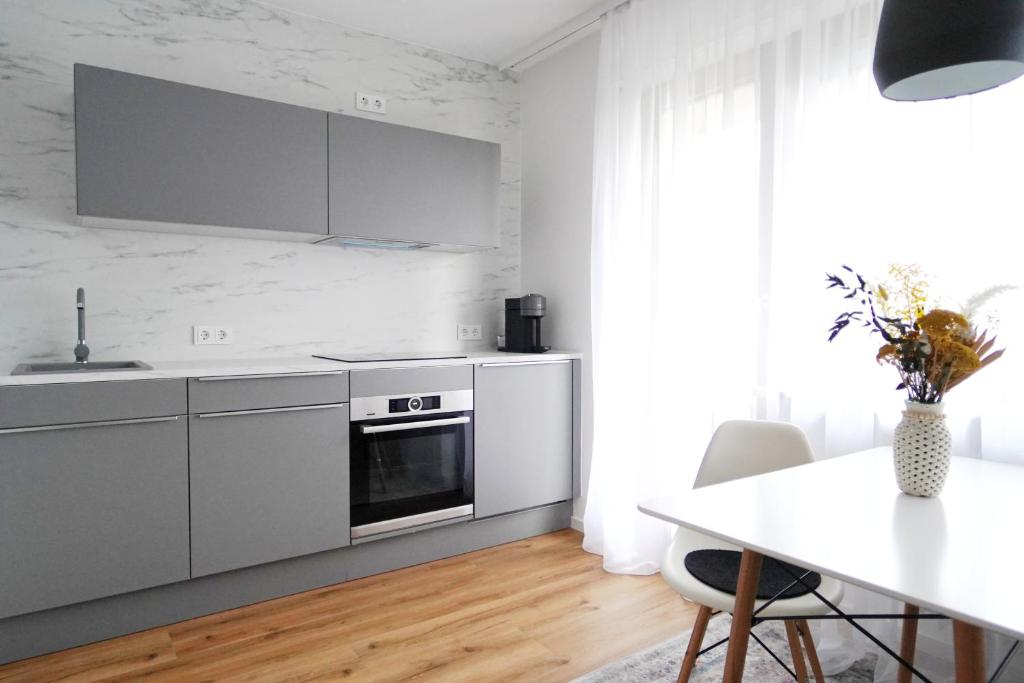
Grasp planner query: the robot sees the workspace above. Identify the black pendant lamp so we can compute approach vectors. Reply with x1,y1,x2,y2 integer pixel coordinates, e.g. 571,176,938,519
873,0,1024,101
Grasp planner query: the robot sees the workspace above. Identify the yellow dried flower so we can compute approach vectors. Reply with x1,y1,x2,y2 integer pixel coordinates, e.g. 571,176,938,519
879,264,929,326
876,344,898,363
917,309,970,341
947,341,981,373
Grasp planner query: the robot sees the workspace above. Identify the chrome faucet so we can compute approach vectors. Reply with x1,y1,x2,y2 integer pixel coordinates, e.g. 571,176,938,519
74,287,90,364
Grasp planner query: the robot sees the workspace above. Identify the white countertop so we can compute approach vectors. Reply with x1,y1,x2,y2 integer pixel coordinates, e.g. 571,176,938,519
0,351,581,386
640,448,1024,640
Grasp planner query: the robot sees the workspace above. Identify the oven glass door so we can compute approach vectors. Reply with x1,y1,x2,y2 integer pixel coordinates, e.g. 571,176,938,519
350,411,473,534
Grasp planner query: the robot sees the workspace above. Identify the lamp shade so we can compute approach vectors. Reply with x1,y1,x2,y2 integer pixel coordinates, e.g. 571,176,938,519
873,0,1024,101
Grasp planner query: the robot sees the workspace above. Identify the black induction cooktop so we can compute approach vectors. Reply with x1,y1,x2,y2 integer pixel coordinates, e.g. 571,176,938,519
313,352,468,363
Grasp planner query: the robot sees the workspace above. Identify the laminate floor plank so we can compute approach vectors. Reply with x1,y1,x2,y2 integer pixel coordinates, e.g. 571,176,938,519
0,530,698,682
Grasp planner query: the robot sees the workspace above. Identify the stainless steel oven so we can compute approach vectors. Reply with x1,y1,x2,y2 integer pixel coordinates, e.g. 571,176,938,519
349,389,473,540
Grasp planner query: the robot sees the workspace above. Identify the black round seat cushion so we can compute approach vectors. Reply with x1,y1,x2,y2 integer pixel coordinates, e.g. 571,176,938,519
684,549,822,599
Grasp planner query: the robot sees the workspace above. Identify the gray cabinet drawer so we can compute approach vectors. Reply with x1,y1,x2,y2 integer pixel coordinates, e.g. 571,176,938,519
0,379,186,429
189,404,350,576
0,416,190,618
474,361,573,518
350,365,472,398
187,372,349,414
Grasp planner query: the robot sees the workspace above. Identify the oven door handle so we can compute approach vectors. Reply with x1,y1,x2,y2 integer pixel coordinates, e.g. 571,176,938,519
360,416,470,434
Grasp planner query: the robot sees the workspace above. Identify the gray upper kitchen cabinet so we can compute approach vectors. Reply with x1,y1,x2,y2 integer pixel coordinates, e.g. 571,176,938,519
328,113,501,249
189,403,350,577
474,361,573,518
0,415,190,619
74,64,328,236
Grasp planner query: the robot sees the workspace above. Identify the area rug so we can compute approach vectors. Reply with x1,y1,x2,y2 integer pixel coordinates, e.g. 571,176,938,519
572,615,877,682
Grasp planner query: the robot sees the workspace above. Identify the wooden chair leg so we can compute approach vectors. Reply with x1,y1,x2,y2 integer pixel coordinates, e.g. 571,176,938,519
796,619,825,683
953,620,986,683
898,603,920,683
677,604,713,683
723,549,764,683
784,621,809,683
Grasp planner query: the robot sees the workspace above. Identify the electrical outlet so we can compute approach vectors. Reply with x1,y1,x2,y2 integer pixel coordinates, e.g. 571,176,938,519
193,325,215,345
458,323,482,341
194,325,233,345
355,91,387,114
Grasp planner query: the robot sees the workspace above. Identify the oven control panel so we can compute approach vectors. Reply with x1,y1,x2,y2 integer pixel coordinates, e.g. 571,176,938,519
350,389,474,421
389,395,441,413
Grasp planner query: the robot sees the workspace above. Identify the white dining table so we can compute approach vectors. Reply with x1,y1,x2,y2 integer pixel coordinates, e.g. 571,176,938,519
639,447,1024,683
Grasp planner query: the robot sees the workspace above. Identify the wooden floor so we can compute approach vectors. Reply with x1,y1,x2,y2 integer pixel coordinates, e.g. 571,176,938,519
0,530,697,682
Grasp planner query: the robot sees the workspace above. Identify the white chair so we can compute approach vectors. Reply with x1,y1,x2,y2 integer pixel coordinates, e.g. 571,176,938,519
663,420,844,683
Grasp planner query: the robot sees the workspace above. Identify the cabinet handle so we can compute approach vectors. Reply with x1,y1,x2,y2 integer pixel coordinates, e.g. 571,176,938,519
361,416,470,434
195,371,345,381
0,415,180,435
479,360,571,368
195,403,346,419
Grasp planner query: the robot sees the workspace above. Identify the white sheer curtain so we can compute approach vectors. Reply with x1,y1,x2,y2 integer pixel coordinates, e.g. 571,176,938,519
584,0,1024,679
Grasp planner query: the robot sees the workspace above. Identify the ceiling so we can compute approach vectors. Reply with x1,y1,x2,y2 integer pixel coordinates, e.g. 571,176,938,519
261,0,609,68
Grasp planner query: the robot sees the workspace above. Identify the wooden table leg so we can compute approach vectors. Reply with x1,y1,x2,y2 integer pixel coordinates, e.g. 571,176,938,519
953,620,985,683
722,549,763,683
897,603,919,683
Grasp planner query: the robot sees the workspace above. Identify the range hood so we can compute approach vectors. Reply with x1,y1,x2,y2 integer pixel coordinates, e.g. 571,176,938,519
315,235,434,250
314,235,486,253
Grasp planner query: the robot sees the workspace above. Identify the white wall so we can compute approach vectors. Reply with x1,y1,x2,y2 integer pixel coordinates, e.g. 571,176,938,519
0,0,520,369
521,33,600,526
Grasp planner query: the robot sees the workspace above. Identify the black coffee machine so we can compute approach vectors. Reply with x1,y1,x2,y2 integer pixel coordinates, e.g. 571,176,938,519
502,293,550,353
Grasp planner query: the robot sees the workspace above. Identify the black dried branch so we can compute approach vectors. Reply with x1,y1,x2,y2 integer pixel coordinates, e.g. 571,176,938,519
825,274,846,289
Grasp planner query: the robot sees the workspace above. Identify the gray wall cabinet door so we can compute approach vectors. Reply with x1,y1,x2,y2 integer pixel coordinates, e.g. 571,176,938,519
474,362,573,518
75,64,328,235
189,404,350,577
328,114,500,248
0,417,190,619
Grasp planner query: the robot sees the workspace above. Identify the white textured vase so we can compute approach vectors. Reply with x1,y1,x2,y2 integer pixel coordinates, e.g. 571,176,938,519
893,401,952,497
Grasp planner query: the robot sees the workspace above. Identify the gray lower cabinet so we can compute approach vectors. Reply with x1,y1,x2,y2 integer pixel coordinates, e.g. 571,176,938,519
74,64,328,236
328,113,500,248
0,416,190,619
474,361,573,518
189,403,350,577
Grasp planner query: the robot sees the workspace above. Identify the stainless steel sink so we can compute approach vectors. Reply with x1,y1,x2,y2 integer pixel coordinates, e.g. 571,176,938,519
11,288,153,375
11,360,152,375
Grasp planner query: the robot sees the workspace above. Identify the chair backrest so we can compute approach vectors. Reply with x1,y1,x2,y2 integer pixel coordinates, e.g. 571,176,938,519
692,420,815,488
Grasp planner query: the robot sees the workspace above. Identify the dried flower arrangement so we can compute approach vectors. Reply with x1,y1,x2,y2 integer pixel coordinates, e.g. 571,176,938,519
825,264,1008,404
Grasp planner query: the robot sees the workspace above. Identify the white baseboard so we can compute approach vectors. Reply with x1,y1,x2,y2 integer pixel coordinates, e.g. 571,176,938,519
570,515,584,532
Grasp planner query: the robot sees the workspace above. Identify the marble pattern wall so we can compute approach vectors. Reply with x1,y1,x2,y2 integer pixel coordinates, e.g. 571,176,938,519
0,0,520,369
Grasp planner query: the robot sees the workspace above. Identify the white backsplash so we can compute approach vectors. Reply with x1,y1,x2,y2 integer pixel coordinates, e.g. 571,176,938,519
0,0,521,370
